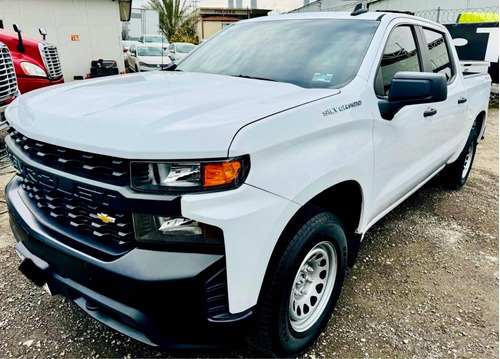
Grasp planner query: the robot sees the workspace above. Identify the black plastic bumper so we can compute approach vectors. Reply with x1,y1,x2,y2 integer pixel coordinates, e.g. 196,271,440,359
6,177,254,349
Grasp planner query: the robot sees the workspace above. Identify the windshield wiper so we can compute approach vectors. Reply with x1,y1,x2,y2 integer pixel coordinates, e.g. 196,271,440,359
232,74,276,82
162,63,182,71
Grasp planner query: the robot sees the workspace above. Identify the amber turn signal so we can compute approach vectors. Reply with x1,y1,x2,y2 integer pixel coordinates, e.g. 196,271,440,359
203,161,242,187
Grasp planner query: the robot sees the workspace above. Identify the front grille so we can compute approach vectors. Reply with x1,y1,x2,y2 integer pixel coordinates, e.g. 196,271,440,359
39,42,63,80
8,127,130,186
19,172,135,246
0,44,18,104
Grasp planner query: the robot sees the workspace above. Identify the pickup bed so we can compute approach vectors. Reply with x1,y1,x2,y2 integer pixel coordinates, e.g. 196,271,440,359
4,11,491,357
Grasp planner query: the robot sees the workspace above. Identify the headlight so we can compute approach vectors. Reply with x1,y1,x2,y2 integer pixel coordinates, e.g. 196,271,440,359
133,213,223,248
130,156,250,193
20,62,46,77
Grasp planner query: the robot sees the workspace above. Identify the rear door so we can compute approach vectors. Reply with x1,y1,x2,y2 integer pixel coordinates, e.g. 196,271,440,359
418,26,467,162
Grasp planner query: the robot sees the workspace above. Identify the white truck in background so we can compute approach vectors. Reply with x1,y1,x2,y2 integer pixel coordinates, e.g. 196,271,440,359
5,10,491,357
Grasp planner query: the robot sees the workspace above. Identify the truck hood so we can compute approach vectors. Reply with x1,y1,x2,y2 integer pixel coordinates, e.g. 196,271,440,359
6,71,338,159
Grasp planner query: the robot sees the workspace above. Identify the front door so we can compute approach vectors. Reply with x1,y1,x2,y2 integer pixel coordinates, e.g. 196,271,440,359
370,25,441,219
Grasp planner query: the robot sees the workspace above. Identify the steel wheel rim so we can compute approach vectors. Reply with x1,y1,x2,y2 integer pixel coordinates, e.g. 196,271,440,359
462,142,474,178
289,241,337,332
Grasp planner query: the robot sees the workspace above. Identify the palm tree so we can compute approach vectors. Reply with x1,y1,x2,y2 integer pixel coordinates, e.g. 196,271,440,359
148,0,198,43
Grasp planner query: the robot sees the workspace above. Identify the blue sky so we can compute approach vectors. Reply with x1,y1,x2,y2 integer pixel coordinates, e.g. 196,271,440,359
132,0,304,13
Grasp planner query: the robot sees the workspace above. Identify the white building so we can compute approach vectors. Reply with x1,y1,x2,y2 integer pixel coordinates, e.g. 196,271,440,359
0,0,128,81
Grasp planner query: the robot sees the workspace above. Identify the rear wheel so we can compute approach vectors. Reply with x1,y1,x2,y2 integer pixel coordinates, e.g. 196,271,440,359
249,207,347,357
442,124,478,189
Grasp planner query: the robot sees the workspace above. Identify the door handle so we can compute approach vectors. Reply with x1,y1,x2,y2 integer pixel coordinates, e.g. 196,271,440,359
423,108,437,117
458,97,467,104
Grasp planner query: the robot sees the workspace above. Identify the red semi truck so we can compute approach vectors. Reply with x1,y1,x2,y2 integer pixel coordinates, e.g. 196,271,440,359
0,25,63,94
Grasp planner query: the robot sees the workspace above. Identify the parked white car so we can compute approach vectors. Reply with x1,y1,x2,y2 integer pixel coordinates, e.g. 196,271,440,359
139,34,169,48
168,42,196,62
122,40,137,54
127,44,172,72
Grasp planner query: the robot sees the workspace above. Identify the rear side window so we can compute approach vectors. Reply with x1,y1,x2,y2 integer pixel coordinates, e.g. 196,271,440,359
375,26,422,96
422,28,455,82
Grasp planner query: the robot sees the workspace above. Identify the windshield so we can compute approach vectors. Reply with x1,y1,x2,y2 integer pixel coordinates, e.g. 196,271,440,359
178,19,379,88
145,36,168,43
137,47,168,57
177,43,196,53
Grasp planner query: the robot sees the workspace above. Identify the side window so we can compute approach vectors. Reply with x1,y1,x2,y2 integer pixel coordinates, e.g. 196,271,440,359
375,26,421,96
422,28,454,82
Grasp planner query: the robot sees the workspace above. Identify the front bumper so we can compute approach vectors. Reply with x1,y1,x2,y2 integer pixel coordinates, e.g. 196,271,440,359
17,76,64,94
6,177,254,348
139,64,168,72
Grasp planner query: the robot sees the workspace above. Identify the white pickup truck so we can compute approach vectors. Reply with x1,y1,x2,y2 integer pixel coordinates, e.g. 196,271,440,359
4,10,491,357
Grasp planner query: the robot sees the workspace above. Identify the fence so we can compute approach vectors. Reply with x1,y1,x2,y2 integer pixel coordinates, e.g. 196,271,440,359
291,2,499,25
414,6,499,24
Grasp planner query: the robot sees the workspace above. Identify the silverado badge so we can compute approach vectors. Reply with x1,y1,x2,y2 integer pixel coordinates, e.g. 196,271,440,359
97,213,116,224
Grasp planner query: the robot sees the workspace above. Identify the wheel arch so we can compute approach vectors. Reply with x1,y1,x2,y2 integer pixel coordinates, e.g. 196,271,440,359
259,180,364,302
474,110,487,142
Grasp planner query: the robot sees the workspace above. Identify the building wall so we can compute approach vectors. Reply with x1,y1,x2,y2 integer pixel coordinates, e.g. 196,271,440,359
200,19,239,40
0,0,125,81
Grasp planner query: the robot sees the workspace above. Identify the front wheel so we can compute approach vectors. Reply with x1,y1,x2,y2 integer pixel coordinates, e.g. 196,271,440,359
249,207,347,357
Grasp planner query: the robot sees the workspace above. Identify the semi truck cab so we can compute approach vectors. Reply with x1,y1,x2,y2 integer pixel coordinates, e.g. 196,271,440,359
0,25,64,95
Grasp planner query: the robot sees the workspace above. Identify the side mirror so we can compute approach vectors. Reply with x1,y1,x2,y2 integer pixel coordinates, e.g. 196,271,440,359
12,24,25,53
379,72,447,120
39,28,47,40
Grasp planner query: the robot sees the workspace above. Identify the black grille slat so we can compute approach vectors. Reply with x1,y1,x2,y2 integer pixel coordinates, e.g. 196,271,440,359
8,127,130,186
20,175,135,246
205,269,230,319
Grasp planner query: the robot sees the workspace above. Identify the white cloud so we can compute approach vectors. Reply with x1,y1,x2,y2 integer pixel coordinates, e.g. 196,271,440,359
132,0,303,13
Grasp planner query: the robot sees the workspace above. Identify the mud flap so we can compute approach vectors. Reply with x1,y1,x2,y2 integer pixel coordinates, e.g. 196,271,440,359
347,233,362,267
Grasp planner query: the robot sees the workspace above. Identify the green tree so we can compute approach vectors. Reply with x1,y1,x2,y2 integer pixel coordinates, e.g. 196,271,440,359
148,0,199,44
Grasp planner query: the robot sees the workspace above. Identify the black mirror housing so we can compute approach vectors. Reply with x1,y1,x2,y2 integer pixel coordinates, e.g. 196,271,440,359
389,71,447,104
13,24,25,53
39,28,47,40
379,72,447,120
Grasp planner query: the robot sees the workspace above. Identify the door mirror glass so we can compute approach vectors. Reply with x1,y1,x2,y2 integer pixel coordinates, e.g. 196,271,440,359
13,24,22,33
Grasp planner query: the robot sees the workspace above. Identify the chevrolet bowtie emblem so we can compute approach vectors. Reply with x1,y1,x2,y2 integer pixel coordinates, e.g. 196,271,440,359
97,213,116,224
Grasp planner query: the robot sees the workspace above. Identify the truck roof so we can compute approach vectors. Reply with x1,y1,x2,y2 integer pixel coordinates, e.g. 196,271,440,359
245,11,418,23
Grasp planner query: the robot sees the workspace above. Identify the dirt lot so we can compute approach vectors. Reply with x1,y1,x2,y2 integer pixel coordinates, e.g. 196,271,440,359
0,110,498,358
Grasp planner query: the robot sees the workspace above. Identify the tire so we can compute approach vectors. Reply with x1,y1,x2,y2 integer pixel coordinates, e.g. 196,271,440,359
249,206,347,357
135,64,139,73
442,124,479,189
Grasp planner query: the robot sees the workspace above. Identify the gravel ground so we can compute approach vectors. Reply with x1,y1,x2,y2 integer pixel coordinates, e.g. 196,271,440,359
0,110,498,358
